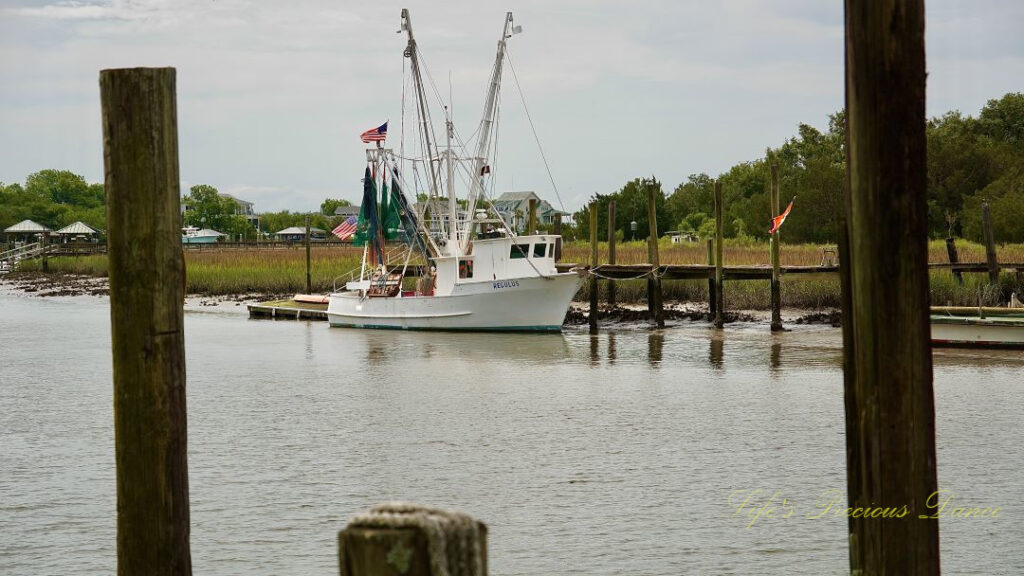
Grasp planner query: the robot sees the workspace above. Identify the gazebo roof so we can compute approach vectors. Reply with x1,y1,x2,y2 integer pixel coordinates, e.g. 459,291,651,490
55,221,100,235
276,226,326,235
4,219,51,233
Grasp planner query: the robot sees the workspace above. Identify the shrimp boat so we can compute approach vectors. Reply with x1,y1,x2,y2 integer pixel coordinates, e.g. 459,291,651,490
930,306,1024,348
327,10,583,331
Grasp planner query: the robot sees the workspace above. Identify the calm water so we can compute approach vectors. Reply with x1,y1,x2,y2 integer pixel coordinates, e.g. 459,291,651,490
1,290,1022,575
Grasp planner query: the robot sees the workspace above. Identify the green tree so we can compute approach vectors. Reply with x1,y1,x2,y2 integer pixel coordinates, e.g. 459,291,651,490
320,198,351,216
182,184,250,238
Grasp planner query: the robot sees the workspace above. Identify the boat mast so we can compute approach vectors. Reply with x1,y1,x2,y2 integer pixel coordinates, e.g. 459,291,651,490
401,9,445,242
461,12,515,252
446,112,457,251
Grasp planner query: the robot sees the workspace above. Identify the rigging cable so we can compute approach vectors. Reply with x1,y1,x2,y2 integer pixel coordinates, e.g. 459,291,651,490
504,51,566,213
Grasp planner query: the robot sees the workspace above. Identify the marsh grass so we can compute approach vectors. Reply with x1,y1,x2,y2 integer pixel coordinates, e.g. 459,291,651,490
16,241,1023,307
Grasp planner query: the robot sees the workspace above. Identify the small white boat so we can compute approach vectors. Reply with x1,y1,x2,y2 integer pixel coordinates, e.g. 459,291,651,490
327,10,582,331
930,307,1024,349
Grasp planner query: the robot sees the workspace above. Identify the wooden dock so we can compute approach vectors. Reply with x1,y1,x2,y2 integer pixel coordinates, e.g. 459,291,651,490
247,299,328,320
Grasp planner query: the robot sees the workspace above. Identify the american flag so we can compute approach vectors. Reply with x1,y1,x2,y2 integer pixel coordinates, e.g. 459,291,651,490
360,122,388,143
332,216,358,241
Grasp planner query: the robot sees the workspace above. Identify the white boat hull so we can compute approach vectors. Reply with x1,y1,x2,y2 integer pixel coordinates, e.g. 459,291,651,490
930,315,1024,348
327,272,582,331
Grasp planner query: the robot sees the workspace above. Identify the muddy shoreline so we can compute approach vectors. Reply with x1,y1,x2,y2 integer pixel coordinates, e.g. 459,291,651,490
1,271,842,326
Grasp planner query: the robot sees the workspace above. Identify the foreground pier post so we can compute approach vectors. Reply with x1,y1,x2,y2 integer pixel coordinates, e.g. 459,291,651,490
101,67,192,575
843,2,939,574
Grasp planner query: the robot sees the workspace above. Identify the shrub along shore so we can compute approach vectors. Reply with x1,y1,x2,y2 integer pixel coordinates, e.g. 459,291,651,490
10,239,1023,310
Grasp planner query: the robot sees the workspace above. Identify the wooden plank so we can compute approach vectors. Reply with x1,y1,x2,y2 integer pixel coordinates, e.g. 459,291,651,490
100,67,192,576
843,2,939,574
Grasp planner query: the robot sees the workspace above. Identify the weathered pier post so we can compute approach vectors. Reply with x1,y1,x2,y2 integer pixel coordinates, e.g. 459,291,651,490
527,197,537,236
589,202,599,333
706,238,717,316
842,1,939,574
41,227,49,272
713,181,724,329
338,504,487,576
646,181,664,328
305,215,312,294
100,67,192,575
944,236,962,285
770,164,783,331
981,201,999,286
607,199,617,308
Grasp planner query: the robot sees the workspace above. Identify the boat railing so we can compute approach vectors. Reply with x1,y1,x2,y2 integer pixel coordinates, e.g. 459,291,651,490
331,244,414,293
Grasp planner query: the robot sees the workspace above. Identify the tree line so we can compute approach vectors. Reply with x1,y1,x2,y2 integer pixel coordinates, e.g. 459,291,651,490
570,92,1024,244
4,92,1021,243
0,174,352,239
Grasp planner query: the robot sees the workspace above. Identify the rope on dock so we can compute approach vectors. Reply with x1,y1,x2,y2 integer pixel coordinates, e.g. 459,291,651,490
343,502,485,576
587,264,657,281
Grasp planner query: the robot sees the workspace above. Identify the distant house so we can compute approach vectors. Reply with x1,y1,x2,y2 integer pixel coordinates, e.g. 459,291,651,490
489,191,568,232
333,205,361,219
276,226,326,242
181,192,259,227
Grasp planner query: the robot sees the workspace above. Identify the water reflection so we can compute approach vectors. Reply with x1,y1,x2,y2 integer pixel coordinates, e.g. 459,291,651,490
709,336,724,369
607,333,617,365
648,332,664,366
770,342,782,373
589,335,600,366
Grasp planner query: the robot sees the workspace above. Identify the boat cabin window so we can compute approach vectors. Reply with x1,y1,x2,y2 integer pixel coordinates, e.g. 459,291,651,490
458,259,474,279
510,244,529,259
548,243,555,257
533,243,547,258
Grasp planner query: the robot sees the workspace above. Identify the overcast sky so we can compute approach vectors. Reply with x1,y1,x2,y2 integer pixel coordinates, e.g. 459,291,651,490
1,0,1021,213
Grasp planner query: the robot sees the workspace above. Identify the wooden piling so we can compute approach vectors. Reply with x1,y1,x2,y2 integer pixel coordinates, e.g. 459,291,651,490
305,216,312,294
607,199,617,308
589,202,599,333
527,198,537,236
842,2,939,574
41,228,49,273
713,181,724,329
981,201,999,285
100,67,192,576
770,164,783,331
646,182,664,328
945,237,963,284
338,515,487,576
706,238,716,316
